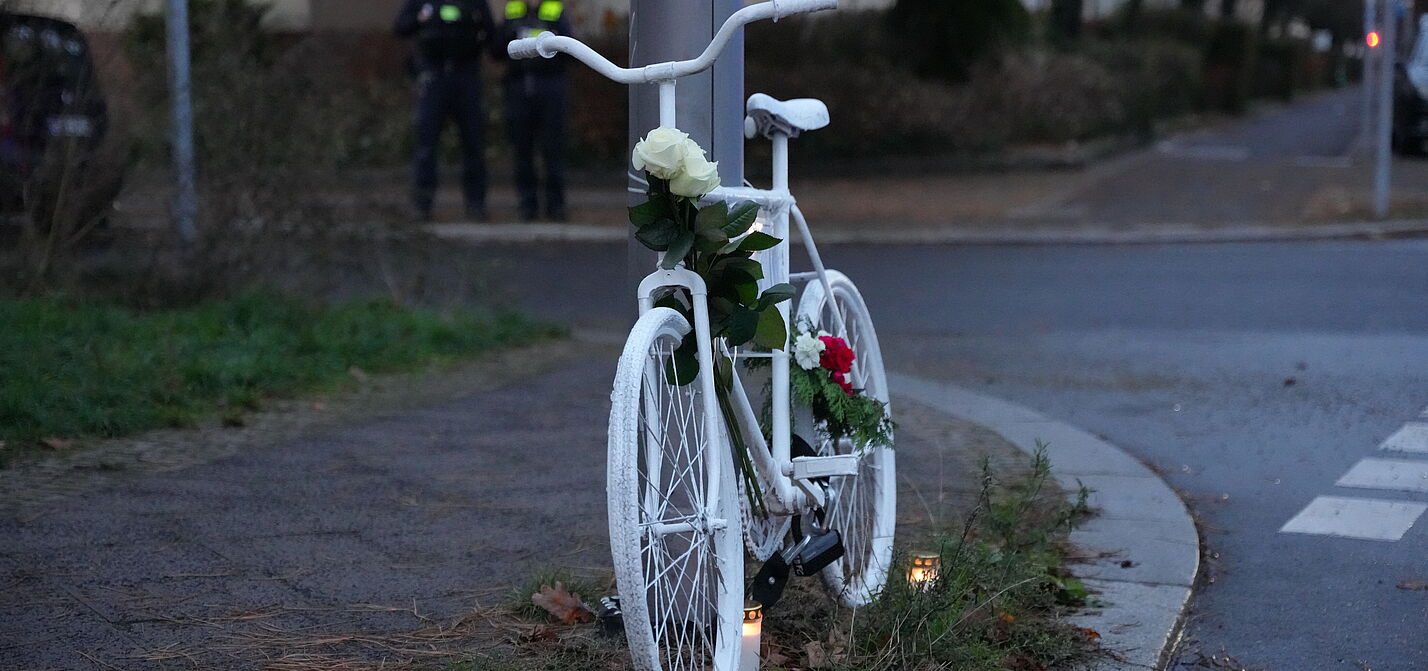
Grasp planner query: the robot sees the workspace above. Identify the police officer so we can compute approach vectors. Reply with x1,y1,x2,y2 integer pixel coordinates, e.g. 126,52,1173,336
500,0,573,221
394,0,497,221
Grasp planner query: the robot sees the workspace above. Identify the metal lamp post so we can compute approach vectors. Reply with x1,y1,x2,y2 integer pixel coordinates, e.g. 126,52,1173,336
165,0,197,243
626,0,744,310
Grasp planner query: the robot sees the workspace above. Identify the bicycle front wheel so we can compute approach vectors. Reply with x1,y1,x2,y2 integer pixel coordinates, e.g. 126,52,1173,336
608,307,743,671
795,271,897,607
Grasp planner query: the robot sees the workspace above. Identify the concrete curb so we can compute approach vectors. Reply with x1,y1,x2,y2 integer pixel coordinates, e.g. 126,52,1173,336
891,373,1199,671
426,219,1428,246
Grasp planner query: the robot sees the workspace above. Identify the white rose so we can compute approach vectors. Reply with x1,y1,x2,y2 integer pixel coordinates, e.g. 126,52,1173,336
792,333,825,370
632,127,690,180
670,151,721,198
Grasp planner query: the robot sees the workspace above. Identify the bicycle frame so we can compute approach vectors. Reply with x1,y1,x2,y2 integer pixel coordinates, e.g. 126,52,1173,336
513,0,845,516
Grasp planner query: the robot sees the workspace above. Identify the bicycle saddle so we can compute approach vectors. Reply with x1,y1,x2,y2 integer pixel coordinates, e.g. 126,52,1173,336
744,93,829,139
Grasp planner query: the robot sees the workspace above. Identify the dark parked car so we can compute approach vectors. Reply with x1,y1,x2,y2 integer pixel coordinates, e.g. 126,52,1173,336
1,11,123,229
1393,16,1428,155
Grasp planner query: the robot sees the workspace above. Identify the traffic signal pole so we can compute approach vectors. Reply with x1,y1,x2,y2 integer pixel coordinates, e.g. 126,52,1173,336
1374,0,1397,219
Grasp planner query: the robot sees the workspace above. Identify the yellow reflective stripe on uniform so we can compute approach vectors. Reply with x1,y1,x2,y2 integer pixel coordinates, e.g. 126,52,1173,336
505,1,527,19
439,4,462,21
538,0,563,21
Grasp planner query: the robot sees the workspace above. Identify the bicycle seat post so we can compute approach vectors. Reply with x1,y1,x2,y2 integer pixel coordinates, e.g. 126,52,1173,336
771,133,789,193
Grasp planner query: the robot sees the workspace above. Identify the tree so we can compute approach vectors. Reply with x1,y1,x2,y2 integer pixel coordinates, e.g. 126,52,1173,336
1220,0,1238,19
887,0,1031,83
1049,0,1084,46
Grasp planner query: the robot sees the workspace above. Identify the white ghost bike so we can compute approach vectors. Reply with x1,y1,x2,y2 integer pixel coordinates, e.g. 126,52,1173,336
509,3,895,669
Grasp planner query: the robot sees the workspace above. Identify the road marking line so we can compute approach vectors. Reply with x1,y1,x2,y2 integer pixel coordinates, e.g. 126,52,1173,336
1381,423,1428,454
1155,142,1250,162
1291,156,1353,168
1280,496,1428,541
1336,458,1428,493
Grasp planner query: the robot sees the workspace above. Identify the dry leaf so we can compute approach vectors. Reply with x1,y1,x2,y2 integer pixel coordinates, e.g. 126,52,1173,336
764,649,790,667
518,624,559,642
803,641,828,669
998,611,1016,623
531,582,594,624
40,437,74,451
1078,627,1102,640
1397,579,1428,591
311,402,328,411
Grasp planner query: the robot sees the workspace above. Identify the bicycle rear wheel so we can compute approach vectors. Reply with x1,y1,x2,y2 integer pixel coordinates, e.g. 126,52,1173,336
795,271,897,607
608,307,743,671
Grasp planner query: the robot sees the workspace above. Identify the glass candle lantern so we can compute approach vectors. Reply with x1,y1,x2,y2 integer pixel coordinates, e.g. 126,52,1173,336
908,551,941,590
741,600,763,670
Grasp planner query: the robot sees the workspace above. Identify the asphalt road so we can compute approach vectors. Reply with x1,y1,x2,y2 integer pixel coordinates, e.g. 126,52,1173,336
838,240,1428,670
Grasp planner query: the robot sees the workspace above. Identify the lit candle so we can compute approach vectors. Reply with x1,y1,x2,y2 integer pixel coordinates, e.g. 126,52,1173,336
908,551,940,590
742,600,763,670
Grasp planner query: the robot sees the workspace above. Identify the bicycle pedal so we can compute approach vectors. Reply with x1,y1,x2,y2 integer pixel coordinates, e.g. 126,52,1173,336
596,596,623,637
788,528,843,577
749,553,791,607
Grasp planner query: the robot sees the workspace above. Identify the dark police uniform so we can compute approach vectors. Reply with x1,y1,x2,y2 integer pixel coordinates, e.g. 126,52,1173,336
394,0,497,220
500,0,573,221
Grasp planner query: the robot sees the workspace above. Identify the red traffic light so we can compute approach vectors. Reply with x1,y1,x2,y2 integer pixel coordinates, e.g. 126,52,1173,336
1367,31,1382,48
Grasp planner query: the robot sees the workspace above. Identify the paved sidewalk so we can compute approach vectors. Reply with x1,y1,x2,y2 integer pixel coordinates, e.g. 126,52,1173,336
410,88,1428,244
0,338,1035,670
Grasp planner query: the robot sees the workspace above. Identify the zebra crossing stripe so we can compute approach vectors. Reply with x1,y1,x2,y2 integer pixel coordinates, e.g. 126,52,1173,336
1336,458,1428,494
1280,496,1428,541
1380,423,1428,454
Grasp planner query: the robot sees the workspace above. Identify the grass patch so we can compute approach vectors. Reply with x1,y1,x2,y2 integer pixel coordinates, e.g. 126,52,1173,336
439,449,1101,671
504,566,611,621
763,447,1098,670
0,292,562,464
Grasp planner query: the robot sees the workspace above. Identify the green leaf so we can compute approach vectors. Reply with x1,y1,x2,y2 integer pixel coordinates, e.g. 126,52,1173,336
721,258,764,282
661,231,695,270
635,218,680,251
708,296,736,322
731,278,758,305
722,202,760,237
756,283,796,311
754,307,787,350
725,308,759,346
695,201,730,232
629,196,668,227
737,231,781,252
664,334,700,386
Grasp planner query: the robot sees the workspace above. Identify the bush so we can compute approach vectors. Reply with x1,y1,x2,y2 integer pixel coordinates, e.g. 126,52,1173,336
1085,38,1205,134
1096,5,1214,45
111,0,421,304
969,50,1126,143
1255,37,1317,101
746,11,987,157
1203,21,1258,113
887,0,1032,83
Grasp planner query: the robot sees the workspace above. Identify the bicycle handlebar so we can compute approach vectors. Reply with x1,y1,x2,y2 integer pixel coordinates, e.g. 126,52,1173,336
507,0,837,84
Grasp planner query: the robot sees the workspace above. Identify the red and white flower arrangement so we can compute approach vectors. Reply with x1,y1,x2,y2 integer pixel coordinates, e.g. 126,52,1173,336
787,326,894,450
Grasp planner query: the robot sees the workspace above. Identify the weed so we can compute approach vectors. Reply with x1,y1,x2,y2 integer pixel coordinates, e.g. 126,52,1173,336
505,567,610,622
758,446,1102,671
